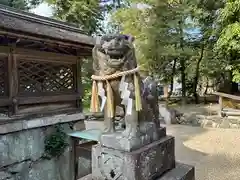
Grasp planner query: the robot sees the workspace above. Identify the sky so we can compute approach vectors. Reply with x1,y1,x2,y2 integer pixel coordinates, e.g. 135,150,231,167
30,2,146,18
30,3,52,17
30,2,200,37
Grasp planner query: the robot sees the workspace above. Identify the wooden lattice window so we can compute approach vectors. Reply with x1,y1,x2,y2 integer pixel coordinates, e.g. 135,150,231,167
0,57,6,96
18,60,75,94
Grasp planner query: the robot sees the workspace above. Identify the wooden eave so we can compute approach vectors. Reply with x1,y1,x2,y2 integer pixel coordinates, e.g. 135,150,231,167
0,5,95,51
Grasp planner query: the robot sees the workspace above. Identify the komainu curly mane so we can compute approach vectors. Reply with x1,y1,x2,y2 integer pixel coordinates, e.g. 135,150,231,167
92,34,137,76
91,34,159,138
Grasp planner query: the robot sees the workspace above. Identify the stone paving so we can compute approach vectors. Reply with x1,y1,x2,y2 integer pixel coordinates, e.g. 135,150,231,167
166,124,240,180
169,103,240,129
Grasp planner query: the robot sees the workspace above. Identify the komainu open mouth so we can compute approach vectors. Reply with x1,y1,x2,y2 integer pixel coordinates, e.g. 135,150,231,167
108,53,125,59
99,48,125,59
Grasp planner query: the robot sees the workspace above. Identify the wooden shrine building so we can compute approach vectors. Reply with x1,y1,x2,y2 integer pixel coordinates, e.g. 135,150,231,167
0,5,94,119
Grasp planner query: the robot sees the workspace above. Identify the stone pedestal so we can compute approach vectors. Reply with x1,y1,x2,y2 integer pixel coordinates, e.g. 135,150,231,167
92,136,175,180
79,124,195,180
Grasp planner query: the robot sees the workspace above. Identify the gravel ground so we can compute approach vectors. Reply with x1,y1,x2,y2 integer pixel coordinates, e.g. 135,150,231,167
166,124,240,180
171,103,219,115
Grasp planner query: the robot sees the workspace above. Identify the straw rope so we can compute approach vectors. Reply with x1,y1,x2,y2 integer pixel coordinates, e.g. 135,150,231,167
90,66,142,116
91,66,140,81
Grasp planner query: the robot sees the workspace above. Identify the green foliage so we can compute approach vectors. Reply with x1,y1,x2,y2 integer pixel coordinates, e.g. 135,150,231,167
232,65,240,83
5,0,238,104
0,0,42,10
215,0,240,82
44,125,68,159
45,0,104,35
45,0,123,35
81,58,94,110
112,0,206,101
111,5,149,66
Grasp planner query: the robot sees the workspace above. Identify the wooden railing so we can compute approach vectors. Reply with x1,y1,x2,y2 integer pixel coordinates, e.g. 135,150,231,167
0,45,83,117
212,92,240,117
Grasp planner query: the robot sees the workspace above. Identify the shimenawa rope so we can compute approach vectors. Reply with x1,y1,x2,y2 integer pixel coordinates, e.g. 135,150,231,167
90,66,142,117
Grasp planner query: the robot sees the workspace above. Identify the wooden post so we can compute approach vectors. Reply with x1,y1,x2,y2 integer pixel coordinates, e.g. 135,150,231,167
8,45,18,116
76,56,83,112
70,137,77,180
219,96,223,117
163,85,169,98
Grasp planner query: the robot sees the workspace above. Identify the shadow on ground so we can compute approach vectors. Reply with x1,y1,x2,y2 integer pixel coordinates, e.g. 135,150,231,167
166,124,240,180
164,124,209,165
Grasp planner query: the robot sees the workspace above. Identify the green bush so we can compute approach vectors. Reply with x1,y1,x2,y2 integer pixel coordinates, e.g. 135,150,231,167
44,125,68,159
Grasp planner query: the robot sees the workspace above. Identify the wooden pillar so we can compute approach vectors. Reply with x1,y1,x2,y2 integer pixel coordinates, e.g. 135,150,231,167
76,56,83,112
219,96,223,117
70,137,77,180
163,85,169,98
8,45,18,116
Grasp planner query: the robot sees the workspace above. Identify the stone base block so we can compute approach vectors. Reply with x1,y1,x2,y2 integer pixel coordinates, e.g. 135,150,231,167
92,136,175,180
79,163,194,180
100,126,166,151
157,163,195,180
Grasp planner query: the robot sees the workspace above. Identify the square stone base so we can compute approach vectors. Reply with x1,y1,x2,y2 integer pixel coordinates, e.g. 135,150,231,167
79,163,194,180
157,163,195,180
91,136,175,180
100,126,166,151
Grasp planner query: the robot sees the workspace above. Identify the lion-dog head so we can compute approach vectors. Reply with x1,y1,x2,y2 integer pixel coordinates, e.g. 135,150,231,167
92,34,137,76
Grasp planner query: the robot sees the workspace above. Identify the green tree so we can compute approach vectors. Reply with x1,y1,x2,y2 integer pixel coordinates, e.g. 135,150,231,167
112,0,198,103
187,0,224,103
45,0,125,35
0,0,42,10
215,0,240,85
215,0,240,93
45,0,105,35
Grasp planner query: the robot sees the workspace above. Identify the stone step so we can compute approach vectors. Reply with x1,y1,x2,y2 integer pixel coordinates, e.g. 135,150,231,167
177,113,240,129
84,120,105,131
223,110,240,116
157,162,194,180
78,162,194,180
200,116,240,129
223,108,240,112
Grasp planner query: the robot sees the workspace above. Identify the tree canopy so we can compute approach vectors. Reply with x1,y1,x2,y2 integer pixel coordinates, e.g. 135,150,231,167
0,0,42,10
1,0,239,105
215,0,240,83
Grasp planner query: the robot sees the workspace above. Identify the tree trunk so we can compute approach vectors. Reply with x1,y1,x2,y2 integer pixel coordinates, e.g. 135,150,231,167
180,58,186,104
193,44,204,104
167,58,177,98
219,71,232,93
179,19,186,105
203,78,209,104
231,82,238,94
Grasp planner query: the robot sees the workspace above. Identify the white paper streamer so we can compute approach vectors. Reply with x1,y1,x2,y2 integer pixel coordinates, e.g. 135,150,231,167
100,96,106,112
119,75,126,92
126,99,133,115
121,89,130,106
97,82,106,112
119,76,134,115
121,82,128,99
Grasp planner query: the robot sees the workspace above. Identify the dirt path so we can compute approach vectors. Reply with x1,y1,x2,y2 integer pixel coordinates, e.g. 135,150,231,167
166,125,240,180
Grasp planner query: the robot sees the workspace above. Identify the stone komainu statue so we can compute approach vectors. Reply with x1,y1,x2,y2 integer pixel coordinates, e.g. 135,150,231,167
90,34,159,138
